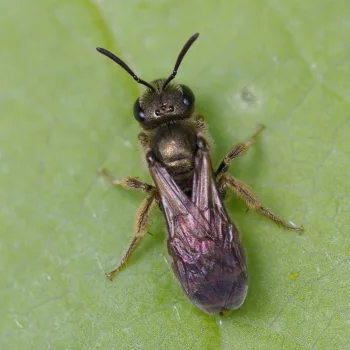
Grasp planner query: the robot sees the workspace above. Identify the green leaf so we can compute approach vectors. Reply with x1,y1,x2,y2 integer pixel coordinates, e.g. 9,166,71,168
1,1,349,349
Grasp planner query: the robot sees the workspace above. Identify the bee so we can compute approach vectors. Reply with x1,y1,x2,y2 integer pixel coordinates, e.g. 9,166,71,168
96,33,303,315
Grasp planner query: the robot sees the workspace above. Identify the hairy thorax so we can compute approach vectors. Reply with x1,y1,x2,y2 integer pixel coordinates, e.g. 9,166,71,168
150,123,197,191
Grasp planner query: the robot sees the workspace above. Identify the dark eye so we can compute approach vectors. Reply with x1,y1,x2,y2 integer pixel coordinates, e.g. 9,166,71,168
133,99,145,122
181,85,195,107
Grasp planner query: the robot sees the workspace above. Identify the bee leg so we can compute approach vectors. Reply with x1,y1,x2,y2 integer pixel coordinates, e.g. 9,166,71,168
106,190,157,280
218,174,303,232
215,124,264,178
195,115,207,132
99,168,155,193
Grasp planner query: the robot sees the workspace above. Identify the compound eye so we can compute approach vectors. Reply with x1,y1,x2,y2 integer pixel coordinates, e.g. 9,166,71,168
181,85,195,107
133,98,145,122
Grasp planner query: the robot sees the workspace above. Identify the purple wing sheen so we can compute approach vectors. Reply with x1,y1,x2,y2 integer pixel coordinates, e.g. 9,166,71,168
149,148,248,315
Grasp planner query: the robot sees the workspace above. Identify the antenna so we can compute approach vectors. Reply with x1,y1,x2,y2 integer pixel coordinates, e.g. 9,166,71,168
162,33,199,90
96,47,156,92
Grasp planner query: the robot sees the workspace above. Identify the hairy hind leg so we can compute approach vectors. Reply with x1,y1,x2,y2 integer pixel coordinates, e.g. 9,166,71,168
219,173,303,232
106,191,156,280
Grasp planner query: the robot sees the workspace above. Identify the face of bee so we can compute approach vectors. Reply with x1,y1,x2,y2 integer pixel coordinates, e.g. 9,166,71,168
133,80,195,130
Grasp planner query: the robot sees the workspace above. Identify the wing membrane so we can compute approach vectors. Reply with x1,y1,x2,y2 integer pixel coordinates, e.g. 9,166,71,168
149,148,248,315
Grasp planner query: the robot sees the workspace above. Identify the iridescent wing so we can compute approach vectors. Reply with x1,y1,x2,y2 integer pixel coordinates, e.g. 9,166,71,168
149,147,248,315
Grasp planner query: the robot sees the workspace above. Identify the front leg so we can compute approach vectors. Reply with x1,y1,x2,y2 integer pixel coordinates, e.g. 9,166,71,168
215,124,264,178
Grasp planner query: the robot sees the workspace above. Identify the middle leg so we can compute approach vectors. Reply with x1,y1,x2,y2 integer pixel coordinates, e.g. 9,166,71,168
215,124,264,178
99,168,155,194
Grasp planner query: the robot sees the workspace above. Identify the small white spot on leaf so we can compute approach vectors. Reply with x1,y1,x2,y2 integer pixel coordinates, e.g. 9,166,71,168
173,305,180,322
14,319,23,328
226,85,263,112
123,140,132,148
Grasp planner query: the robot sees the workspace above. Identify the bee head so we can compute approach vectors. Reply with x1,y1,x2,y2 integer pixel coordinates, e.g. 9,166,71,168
97,33,199,130
133,80,195,129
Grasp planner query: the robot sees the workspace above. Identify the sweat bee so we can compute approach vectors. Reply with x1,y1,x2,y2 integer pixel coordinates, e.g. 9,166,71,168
97,33,303,315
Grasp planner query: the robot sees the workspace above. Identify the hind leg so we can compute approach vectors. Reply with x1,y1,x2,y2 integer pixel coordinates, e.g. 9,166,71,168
105,191,157,280
219,174,303,232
